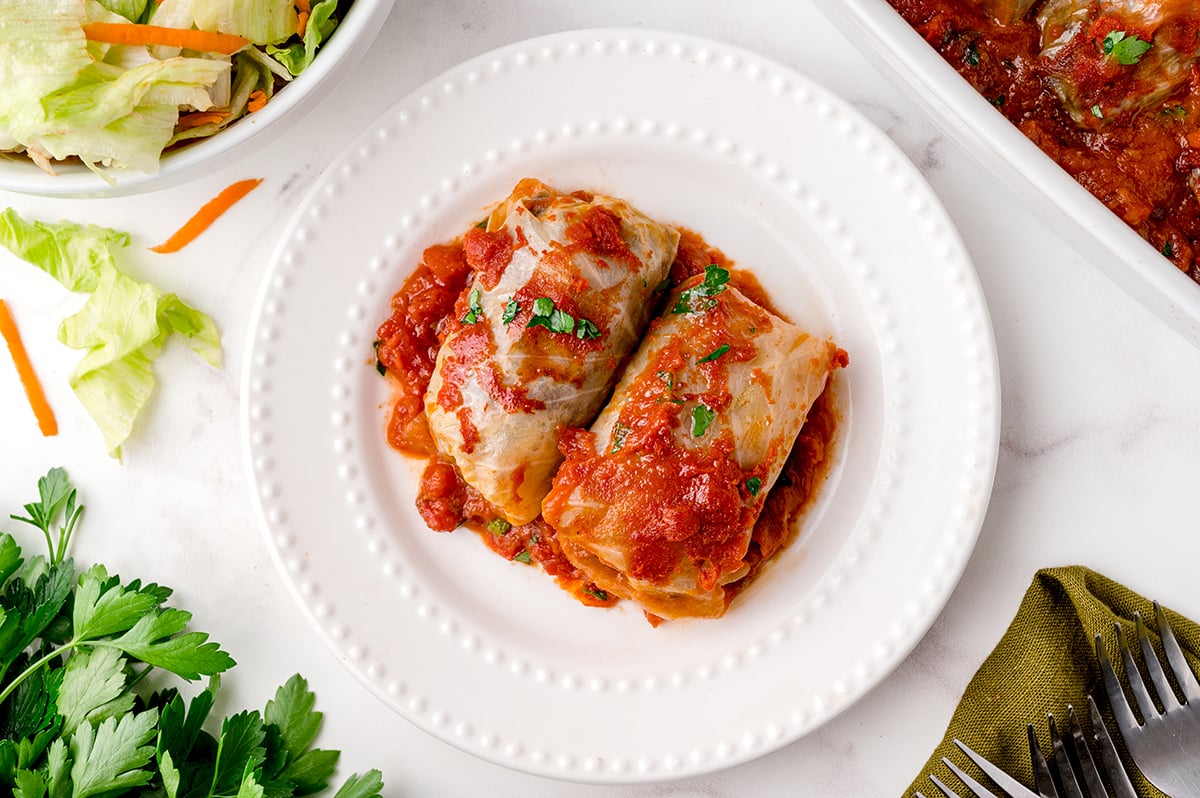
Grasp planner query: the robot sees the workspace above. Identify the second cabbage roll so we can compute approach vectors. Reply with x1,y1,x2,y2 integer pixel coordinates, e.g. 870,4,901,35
424,179,680,526
542,267,847,620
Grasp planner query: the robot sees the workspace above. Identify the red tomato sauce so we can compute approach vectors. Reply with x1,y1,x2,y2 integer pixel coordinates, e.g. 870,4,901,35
375,221,840,613
890,0,1200,281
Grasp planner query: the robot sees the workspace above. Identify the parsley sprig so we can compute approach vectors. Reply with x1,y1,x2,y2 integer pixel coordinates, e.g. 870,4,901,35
673,265,730,313
1103,30,1151,65
0,468,384,797
525,297,602,339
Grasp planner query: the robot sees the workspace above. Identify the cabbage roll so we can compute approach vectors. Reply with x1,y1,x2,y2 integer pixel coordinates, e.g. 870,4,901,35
1037,0,1200,123
424,179,680,526
542,268,846,620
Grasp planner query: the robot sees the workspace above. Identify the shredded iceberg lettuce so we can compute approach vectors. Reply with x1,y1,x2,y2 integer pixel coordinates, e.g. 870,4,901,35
0,209,221,458
0,0,349,177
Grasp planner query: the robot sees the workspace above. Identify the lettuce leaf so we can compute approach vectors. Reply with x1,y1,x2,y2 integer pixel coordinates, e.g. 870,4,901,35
190,0,299,46
0,209,221,458
268,0,340,76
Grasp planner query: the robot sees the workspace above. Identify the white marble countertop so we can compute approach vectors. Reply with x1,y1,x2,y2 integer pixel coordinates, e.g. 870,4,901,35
2,2,1199,796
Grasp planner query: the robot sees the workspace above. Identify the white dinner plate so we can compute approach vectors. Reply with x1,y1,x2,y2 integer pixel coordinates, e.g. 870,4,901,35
242,29,1000,784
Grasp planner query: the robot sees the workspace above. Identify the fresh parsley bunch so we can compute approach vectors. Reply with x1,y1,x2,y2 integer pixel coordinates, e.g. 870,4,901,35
0,468,384,798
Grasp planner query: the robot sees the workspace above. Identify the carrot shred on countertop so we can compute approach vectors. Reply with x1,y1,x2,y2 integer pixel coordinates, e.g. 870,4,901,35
150,178,264,254
247,90,268,113
0,300,58,437
82,22,249,55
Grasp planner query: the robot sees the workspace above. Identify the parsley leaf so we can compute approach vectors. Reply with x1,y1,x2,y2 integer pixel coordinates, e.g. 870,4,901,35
487,518,511,536
583,587,609,602
514,551,532,564
372,340,386,377
525,297,602,340
697,343,730,363
502,297,520,324
1103,30,1151,65
746,477,763,496
1164,241,1175,257
333,770,386,798
965,40,980,67
691,403,716,437
461,288,483,325
1091,104,1104,119
673,265,730,313
68,711,158,797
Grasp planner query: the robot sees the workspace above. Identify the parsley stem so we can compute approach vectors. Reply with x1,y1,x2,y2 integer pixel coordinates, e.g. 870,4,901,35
0,640,78,707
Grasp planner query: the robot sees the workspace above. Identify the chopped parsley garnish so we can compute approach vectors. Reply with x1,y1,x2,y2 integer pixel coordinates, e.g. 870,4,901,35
610,422,631,453
1161,104,1188,118
488,517,511,536
656,370,683,404
583,586,609,602
461,288,483,324
526,297,602,339
502,297,520,324
965,41,980,67
372,339,386,376
514,550,532,564
698,343,730,363
1091,104,1104,119
1103,31,1151,65
1163,241,1175,257
990,95,1006,108
746,476,763,496
691,403,715,437
673,265,730,313
475,218,488,229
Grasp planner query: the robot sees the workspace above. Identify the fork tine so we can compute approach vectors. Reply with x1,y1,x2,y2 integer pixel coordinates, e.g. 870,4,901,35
1096,632,1141,737
1087,695,1139,798
930,774,970,798
952,740,1042,797
1135,611,1181,712
1155,601,1200,704
1027,724,1059,798
942,757,1002,797
1064,705,1109,798
1048,714,1087,798
1116,620,1159,722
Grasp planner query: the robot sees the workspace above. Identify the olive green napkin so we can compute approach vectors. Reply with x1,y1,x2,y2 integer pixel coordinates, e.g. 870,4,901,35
906,566,1200,797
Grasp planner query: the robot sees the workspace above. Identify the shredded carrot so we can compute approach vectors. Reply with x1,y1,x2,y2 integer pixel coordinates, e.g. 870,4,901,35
176,111,229,130
0,300,58,437
247,90,268,113
150,178,264,254
296,0,311,11
82,22,249,55
297,10,310,37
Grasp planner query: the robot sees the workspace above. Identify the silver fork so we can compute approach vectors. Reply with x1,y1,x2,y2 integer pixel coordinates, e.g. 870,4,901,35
1095,601,1200,796
916,706,1136,798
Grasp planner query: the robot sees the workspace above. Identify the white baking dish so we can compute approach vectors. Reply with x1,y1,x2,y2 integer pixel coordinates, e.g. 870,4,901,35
814,0,1200,348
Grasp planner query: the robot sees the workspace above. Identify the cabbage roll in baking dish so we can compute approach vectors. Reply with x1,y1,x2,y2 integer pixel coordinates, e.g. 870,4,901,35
542,267,847,620
424,179,680,526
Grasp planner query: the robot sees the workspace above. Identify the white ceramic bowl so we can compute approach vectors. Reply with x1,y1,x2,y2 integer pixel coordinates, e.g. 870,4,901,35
0,0,395,199
814,0,1200,349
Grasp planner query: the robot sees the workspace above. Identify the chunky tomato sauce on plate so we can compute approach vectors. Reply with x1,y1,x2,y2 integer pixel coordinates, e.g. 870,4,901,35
375,218,840,620
890,0,1200,282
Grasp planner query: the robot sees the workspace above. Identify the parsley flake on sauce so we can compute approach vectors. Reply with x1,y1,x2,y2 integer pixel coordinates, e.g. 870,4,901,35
461,288,483,324
488,517,512,536
691,403,716,437
673,265,730,313
1103,31,1151,66
514,550,532,564
372,339,386,376
1091,104,1104,119
965,41,980,67
502,297,520,324
1164,241,1175,258
698,343,731,363
583,586,610,602
746,476,763,496
610,422,631,453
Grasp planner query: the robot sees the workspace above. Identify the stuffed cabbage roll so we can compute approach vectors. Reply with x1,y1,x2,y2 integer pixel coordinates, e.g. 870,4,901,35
542,267,846,620
1037,0,1200,123
424,179,680,526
